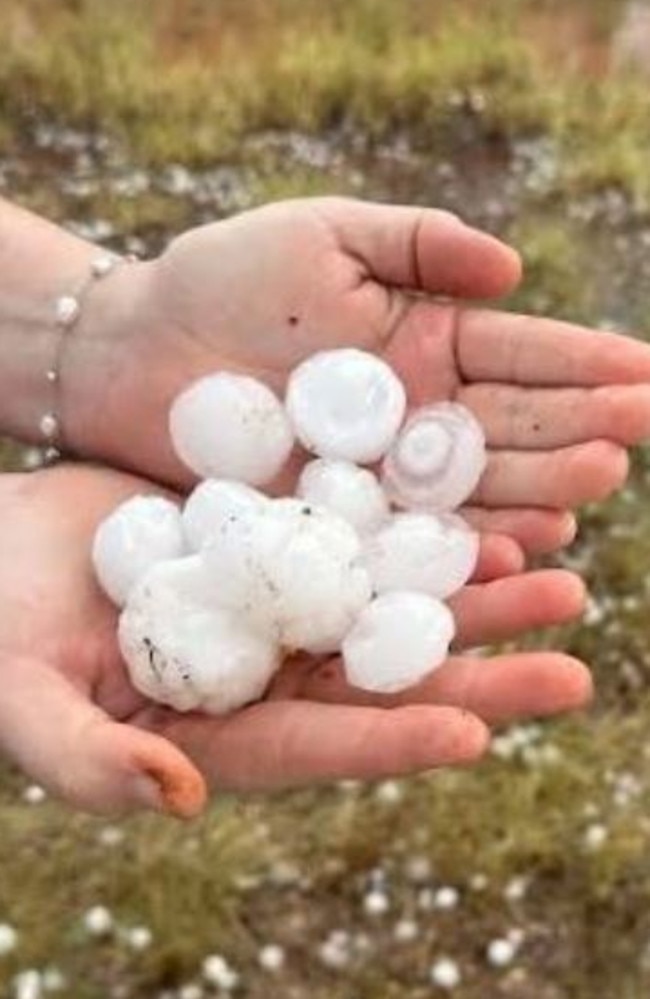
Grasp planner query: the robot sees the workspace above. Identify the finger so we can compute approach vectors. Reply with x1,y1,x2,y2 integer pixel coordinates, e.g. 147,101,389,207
319,198,522,298
473,441,629,508
457,310,650,386
459,383,650,449
294,653,593,724
473,533,524,581
0,655,206,818
160,700,489,791
449,570,586,647
462,507,577,555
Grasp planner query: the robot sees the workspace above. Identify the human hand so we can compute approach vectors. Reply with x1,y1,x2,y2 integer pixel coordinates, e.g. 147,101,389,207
67,198,650,554
0,464,590,817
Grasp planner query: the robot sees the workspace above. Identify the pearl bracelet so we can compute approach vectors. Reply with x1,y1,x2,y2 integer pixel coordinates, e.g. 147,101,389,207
41,251,136,461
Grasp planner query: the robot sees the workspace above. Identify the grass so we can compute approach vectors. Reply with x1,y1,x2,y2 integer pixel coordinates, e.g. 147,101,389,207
2,0,650,996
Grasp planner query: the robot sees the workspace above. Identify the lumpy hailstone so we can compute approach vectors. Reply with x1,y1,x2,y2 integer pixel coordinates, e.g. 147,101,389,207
169,372,294,485
297,459,389,535
92,495,185,607
362,512,479,600
205,500,372,654
203,499,372,654
286,348,407,463
182,479,268,551
382,402,487,512
118,557,279,714
342,592,455,693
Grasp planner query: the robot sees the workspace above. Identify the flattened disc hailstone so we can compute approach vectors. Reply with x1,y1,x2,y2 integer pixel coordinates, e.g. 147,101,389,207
382,402,487,512
169,372,294,485
297,459,389,535
286,348,407,463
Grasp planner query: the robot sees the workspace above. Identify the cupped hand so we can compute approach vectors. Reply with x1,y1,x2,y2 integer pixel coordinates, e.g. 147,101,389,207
0,464,590,818
68,198,650,554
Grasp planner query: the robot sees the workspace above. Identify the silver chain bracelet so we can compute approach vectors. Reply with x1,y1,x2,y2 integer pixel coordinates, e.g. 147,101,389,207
41,251,137,462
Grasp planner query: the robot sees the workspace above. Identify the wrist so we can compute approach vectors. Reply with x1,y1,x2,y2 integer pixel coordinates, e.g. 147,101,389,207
59,256,158,460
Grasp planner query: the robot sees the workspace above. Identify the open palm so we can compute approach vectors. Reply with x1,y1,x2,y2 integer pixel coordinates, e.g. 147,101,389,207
0,464,590,818
75,198,650,554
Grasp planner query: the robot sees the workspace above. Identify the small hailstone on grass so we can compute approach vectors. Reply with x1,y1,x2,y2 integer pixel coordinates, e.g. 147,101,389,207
583,823,609,851
470,873,489,892
318,931,351,971
504,876,529,903
41,968,66,993
362,512,479,600
363,889,390,916
486,937,517,968
374,780,403,805
404,855,432,884
297,459,389,535
258,944,286,972
12,970,41,999
0,923,18,955
286,348,406,463
382,402,486,512
97,825,125,848
430,957,461,990
394,918,419,943
182,479,268,551
202,954,240,991
92,495,185,607
119,557,279,715
178,986,203,999
170,372,294,485
22,784,46,805
342,592,455,694
434,886,460,911
83,905,113,936
125,926,153,951
203,500,372,654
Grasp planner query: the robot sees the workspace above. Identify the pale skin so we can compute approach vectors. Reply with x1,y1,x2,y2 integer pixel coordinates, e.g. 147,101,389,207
1,194,650,816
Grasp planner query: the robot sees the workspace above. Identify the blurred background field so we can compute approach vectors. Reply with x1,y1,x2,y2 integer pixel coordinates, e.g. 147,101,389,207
2,1,650,996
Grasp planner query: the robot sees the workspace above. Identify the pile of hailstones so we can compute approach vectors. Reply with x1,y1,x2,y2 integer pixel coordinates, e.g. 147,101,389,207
93,349,487,715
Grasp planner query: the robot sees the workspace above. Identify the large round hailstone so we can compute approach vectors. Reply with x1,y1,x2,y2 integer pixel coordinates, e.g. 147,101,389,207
362,512,479,600
342,591,455,694
118,557,279,715
202,499,372,654
169,373,294,485
382,403,487,512
182,479,268,551
297,459,389,536
92,495,185,607
286,348,407,463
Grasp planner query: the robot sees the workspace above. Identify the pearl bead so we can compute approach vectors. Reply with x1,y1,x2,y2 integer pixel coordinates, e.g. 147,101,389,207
39,412,59,439
55,295,80,327
91,254,118,278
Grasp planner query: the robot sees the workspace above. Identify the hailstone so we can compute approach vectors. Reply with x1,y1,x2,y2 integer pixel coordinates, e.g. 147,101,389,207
342,592,455,693
118,557,279,715
362,512,479,599
382,403,487,512
92,495,185,607
169,373,294,485
297,459,389,535
202,499,372,654
285,348,406,463
182,479,268,551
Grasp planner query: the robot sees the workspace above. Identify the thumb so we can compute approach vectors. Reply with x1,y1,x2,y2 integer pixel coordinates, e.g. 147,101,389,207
316,197,522,298
0,653,206,818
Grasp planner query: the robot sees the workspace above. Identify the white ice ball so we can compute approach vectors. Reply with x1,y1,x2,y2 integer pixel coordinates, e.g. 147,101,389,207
342,592,455,694
182,479,268,551
92,495,185,607
203,500,372,654
286,348,406,463
118,557,279,715
170,373,294,485
297,459,389,535
362,512,479,600
382,403,487,512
